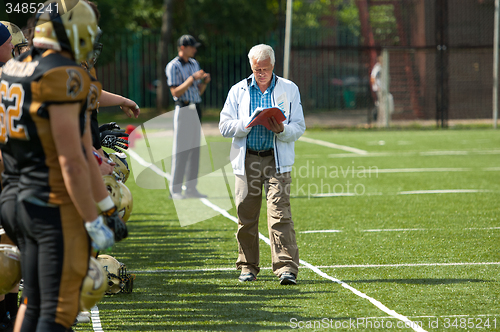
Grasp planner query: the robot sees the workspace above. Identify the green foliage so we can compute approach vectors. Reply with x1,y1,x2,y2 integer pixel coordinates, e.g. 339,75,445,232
369,4,399,45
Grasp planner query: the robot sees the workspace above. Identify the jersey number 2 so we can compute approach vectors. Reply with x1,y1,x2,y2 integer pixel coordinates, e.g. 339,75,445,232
0,80,28,143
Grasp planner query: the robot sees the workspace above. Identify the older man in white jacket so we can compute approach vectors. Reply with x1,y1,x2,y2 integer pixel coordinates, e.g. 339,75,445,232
219,44,306,285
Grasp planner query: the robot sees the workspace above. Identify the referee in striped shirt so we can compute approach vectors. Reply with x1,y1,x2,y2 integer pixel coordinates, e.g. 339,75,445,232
165,35,211,199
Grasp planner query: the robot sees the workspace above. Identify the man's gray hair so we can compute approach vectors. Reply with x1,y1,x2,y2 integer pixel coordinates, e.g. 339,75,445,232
248,44,275,68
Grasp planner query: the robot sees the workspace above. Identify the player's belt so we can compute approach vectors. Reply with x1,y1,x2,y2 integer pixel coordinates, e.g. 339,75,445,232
175,100,191,107
247,149,274,157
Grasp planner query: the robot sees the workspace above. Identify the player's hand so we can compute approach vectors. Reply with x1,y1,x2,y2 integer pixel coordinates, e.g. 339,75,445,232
99,122,121,132
102,206,128,242
99,160,115,175
100,130,129,152
120,99,140,118
85,216,115,250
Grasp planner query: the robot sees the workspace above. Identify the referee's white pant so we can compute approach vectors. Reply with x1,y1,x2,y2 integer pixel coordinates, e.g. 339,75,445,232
170,103,202,194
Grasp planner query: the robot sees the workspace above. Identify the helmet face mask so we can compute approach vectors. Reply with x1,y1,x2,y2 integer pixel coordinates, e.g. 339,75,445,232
33,0,98,63
97,254,134,294
109,153,130,183
102,175,123,209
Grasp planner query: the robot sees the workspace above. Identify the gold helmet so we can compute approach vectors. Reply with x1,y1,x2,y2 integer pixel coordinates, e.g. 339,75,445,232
102,175,122,210
0,22,28,57
0,244,22,295
33,0,99,63
97,254,134,294
80,256,108,311
117,182,133,222
108,153,130,183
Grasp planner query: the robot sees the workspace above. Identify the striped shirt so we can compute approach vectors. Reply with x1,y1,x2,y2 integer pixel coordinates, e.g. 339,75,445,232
165,56,202,103
247,74,276,151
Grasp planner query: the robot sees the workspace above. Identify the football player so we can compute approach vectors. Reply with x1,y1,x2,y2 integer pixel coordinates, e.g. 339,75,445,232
0,22,13,66
0,22,28,58
0,21,29,332
82,0,140,157
0,1,127,331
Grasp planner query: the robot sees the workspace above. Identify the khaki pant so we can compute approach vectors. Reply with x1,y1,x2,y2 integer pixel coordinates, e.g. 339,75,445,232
234,151,299,277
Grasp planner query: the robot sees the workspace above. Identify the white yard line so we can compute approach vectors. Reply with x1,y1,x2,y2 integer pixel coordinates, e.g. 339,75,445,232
299,136,368,155
321,149,500,158
301,227,500,234
91,305,104,332
399,189,491,195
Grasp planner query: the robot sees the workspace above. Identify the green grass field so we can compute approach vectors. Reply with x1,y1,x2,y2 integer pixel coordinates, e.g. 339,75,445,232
75,129,500,332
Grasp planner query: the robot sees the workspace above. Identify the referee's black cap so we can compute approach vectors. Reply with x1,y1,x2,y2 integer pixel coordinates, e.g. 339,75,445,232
178,35,201,48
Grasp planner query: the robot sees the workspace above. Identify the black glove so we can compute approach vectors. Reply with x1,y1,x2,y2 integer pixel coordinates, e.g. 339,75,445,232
100,131,129,152
99,122,121,132
102,206,128,242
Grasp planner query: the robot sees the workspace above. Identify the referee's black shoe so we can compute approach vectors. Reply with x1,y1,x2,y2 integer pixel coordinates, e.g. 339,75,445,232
184,189,207,199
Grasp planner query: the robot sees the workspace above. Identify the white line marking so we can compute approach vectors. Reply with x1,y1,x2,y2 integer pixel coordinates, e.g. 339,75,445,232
366,167,471,174
130,262,500,274
363,228,428,232
301,230,343,233
299,136,368,155
91,305,104,332
127,149,172,181
311,192,356,197
130,148,426,332
363,314,500,320
398,189,491,195
199,200,426,332
322,149,500,158
301,227,500,234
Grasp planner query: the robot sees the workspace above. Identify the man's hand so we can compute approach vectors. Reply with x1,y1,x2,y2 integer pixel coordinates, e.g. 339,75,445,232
192,70,206,80
85,216,115,250
120,99,140,118
99,159,115,175
268,116,284,134
102,206,128,242
202,73,211,84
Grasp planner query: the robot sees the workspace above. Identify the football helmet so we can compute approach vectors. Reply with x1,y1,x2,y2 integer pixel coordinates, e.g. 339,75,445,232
108,153,130,183
97,254,134,294
0,22,28,57
33,0,100,63
0,244,22,295
117,182,133,222
102,175,122,210
81,26,103,71
80,256,108,311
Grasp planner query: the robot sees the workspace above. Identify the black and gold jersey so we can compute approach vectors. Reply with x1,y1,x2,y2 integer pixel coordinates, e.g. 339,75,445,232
85,67,103,150
0,48,92,205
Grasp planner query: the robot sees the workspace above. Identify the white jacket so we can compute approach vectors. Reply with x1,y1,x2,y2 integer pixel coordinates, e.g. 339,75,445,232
219,75,306,175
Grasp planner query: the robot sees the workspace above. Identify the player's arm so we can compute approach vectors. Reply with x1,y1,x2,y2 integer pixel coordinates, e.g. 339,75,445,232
83,114,111,204
50,103,99,221
99,90,140,118
50,103,114,249
83,113,128,241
